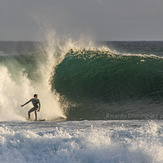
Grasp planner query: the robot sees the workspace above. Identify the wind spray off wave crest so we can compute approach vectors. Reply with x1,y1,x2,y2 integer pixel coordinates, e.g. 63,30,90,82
34,32,66,120
0,32,68,121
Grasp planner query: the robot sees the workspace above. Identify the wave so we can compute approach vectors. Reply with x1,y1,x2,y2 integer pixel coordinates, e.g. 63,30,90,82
53,49,163,120
0,40,163,121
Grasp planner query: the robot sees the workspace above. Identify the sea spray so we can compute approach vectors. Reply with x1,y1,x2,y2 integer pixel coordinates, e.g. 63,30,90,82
33,31,66,120
0,66,31,121
0,33,68,121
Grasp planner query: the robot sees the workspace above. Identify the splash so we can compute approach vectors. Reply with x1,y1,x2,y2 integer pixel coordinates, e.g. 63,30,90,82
0,31,70,121
0,66,32,121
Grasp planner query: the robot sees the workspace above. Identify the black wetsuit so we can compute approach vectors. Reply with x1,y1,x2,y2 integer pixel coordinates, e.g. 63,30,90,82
23,98,41,121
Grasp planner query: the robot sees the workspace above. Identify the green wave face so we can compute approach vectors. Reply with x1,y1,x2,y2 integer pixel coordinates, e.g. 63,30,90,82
53,50,163,120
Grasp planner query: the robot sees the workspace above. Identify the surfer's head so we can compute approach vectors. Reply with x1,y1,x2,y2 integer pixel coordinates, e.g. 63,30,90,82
34,94,38,99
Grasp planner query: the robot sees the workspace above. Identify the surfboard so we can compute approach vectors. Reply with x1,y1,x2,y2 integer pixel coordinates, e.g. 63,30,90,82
26,116,66,121
26,119,45,121
37,119,45,121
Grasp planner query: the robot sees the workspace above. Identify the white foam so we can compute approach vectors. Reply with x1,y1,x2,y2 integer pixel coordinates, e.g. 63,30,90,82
0,120,162,163
0,66,31,121
0,32,66,121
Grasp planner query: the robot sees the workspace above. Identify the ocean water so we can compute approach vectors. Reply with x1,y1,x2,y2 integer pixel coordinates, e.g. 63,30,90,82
0,40,163,162
0,120,163,163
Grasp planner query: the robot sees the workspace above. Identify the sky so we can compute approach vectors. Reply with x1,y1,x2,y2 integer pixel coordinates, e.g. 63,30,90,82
0,0,163,41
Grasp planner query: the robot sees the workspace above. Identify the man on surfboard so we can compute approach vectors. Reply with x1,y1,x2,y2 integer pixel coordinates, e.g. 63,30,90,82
21,94,41,121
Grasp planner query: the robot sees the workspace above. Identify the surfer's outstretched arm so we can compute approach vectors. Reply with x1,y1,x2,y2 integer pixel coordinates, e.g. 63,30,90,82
21,99,32,107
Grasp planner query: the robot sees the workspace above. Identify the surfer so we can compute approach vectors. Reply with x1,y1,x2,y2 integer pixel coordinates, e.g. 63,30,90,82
21,94,41,121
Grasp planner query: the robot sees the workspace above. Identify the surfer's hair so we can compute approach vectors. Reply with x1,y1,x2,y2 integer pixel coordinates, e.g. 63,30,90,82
34,94,38,97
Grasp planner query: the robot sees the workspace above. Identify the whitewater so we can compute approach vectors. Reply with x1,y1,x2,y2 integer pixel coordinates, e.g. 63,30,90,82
0,36,163,162
0,120,163,163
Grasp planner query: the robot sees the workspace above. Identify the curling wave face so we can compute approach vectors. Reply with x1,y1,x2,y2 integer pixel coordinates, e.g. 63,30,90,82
53,49,163,120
